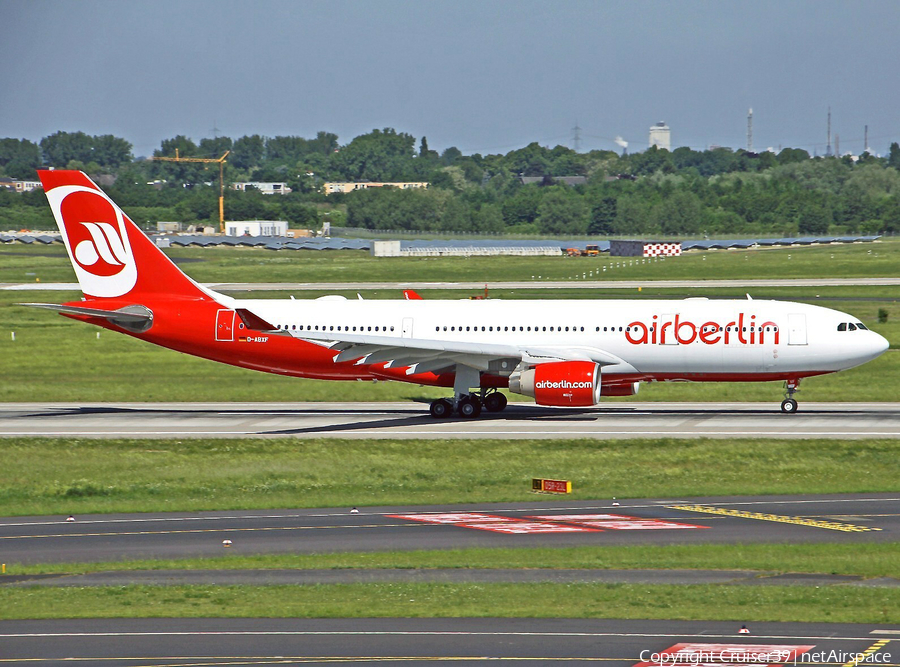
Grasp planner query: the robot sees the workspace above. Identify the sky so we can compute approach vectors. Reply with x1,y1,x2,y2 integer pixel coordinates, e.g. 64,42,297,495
3,0,900,159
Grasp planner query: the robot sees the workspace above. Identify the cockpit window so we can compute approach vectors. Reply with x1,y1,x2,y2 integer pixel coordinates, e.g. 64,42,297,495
848,323,858,331
837,323,847,332
856,322,868,330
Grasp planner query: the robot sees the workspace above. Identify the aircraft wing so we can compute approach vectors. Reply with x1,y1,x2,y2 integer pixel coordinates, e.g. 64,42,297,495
290,329,626,376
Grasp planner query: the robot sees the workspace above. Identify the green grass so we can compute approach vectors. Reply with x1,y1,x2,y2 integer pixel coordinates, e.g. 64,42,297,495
0,289,896,402
8,543,899,579
1,583,897,622
1,437,897,516
2,237,900,284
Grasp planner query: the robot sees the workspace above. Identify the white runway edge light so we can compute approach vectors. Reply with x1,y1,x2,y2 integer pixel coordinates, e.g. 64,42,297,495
222,539,233,547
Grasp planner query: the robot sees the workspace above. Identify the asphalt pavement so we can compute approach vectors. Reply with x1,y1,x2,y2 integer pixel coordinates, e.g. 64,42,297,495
2,402,899,439
1,494,895,566
1,618,896,666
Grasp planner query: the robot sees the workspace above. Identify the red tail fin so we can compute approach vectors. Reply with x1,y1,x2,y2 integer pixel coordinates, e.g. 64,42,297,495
39,170,211,301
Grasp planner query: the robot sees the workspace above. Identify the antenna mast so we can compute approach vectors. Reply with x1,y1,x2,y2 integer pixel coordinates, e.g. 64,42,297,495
826,107,832,156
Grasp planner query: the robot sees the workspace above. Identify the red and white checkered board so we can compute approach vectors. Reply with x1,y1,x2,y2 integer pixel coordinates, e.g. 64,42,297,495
643,243,682,257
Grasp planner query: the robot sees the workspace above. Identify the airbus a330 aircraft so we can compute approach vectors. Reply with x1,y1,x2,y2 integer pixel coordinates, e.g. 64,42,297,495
26,170,889,417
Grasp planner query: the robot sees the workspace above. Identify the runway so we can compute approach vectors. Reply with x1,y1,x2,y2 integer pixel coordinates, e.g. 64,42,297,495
4,276,900,291
1,494,895,565
0,618,896,666
1,402,899,439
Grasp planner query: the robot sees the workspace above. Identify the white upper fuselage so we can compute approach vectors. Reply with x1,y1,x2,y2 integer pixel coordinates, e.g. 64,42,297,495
235,296,889,380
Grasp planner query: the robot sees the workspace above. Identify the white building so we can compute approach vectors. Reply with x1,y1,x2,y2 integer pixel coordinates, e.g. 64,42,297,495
0,178,42,193
226,220,289,237
649,121,671,150
231,182,291,195
323,181,428,195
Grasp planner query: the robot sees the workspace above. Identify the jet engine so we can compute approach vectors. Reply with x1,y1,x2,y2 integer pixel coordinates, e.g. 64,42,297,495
508,361,601,407
602,382,640,397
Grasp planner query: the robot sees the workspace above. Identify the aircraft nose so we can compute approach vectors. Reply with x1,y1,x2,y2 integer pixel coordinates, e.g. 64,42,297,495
873,331,890,355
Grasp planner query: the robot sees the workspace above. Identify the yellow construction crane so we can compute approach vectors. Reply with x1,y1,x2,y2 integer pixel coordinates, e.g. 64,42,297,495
150,150,230,233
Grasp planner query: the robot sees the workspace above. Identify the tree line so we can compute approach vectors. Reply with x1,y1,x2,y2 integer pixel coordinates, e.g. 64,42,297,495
2,129,900,236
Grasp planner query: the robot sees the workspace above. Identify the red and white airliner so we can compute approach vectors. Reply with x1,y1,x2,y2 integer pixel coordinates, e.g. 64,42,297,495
26,170,889,417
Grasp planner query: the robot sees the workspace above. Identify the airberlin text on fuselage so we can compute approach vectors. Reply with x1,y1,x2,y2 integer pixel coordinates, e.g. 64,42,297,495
626,313,780,346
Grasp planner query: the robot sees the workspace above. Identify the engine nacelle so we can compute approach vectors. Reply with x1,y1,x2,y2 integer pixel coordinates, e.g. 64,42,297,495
509,361,601,407
602,382,640,397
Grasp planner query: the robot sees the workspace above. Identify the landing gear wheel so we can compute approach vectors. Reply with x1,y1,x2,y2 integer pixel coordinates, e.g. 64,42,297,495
483,392,508,413
781,398,798,414
457,395,482,418
429,398,453,419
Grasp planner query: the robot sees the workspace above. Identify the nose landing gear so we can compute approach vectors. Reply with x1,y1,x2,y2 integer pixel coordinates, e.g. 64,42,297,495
781,379,800,414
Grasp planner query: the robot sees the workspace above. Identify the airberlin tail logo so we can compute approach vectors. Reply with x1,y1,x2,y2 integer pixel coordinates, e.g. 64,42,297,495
73,222,129,274
45,185,138,297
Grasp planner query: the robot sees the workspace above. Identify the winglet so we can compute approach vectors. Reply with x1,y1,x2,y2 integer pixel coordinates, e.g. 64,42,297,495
404,289,424,300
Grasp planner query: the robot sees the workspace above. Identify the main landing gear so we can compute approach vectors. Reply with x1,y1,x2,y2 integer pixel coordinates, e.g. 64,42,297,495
429,389,508,419
781,379,800,414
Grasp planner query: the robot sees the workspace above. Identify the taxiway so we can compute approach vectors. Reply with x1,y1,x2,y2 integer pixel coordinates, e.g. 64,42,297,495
1,618,896,666
1,494,895,566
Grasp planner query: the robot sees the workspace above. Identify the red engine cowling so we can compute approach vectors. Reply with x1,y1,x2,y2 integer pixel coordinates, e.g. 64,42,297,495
509,361,601,407
602,382,640,397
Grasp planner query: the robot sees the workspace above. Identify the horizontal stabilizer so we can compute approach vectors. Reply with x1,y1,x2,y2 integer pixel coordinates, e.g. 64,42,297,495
20,302,153,332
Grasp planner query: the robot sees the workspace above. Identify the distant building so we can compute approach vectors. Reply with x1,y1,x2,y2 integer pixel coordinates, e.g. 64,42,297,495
0,178,42,193
610,240,682,257
519,176,587,186
323,181,428,195
226,220,289,237
157,221,182,233
649,121,671,151
231,182,292,195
